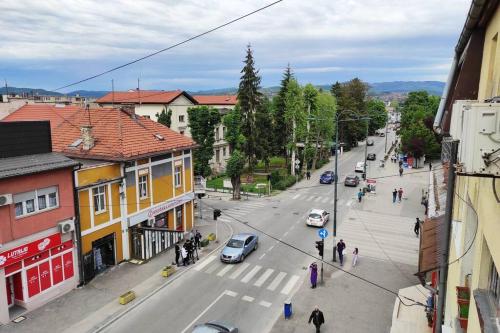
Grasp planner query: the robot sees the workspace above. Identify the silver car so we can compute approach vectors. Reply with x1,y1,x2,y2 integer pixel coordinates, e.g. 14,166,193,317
192,321,238,333
220,233,259,263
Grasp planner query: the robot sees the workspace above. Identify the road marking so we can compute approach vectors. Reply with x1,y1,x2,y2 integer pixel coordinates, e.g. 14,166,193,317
226,290,238,297
254,268,274,287
314,197,322,202
259,301,272,308
217,264,234,277
268,245,275,251
205,263,220,274
283,231,289,236
306,196,314,202
242,295,255,302
280,275,301,295
194,255,217,271
267,272,287,291
258,253,266,260
292,194,301,199
229,263,250,279
241,265,262,283
180,290,230,333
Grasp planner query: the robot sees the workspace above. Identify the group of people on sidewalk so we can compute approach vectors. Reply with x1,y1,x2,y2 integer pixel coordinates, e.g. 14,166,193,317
174,229,202,266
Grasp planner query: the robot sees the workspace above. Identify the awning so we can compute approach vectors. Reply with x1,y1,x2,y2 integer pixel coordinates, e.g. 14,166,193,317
417,215,447,276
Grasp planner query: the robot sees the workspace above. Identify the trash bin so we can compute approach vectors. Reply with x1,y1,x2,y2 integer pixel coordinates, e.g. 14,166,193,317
284,301,292,319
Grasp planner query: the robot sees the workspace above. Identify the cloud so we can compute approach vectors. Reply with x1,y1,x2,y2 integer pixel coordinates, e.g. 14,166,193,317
0,0,471,90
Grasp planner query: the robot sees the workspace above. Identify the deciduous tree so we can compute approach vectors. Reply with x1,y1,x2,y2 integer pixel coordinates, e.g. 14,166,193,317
156,108,172,128
223,105,245,200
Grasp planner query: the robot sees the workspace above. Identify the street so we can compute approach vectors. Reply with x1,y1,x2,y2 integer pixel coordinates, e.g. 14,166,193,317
94,129,425,333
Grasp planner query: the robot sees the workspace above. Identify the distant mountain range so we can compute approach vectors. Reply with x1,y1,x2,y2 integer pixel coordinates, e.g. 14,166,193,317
1,81,445,99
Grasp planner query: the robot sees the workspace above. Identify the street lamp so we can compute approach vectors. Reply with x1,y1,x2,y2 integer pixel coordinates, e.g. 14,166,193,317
332,112,370,262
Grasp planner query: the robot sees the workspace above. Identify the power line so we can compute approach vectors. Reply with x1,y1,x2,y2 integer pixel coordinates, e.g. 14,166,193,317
202,201,426,308
52,0,284,92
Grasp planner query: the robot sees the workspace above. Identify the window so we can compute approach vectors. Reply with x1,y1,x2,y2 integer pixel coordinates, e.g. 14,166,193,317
215,149,220,163
223,147,227,157
223,127,226,139
179,115,185,123
215,127,220,141
13,186,59,217
489,261,500,309
92,186,106,214
179,130,185,135
174,166,182,188
139,175,148,199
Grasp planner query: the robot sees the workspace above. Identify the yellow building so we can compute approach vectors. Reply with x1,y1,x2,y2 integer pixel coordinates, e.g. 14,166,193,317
7,105,196,281
433,2,500,331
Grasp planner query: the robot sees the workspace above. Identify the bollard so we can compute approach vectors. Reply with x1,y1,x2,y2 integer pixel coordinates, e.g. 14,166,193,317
284,300,293,319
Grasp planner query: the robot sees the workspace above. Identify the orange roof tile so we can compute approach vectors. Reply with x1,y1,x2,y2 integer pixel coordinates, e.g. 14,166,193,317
96,90,197,105
193,95,237,105
3,105,196,161
3,105,81,130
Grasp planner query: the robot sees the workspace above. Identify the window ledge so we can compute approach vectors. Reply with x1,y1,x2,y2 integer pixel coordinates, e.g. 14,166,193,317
15,205,59,219
473,289,500,333
94,210,108,216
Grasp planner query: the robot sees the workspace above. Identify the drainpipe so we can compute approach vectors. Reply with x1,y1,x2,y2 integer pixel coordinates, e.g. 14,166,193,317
71,164,85,287
434,56,458,134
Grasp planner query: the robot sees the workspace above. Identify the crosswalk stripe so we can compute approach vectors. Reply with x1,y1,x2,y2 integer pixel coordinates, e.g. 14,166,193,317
314,197,322,202
217,264,234,277
292,194,301,200
267,272,287,291
280,275,301,295
306,196,314,202
205,262,221,274
242,295,254,302
229,263,250,279
241,265,262,283
254,268,274,287
194,255,216,271
259,301,272,308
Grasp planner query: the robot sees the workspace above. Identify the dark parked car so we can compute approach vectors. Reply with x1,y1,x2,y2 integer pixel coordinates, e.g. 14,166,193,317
344,175,360,187
366,139,374,146
220,233,258,263
320,171,337,184
367,153,376,160
193,321,238,333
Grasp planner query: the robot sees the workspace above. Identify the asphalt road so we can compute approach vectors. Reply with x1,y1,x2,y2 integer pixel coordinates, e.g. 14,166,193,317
99,133,392,333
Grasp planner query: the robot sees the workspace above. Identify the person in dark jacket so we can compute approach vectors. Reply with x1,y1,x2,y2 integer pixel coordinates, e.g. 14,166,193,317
414,218,421,237
337,239,346,266
194,230,202,249
174,242,181,266
308,306,325,333
392,188,397,203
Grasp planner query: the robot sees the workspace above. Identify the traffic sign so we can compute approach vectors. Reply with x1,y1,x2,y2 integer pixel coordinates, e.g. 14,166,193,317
295,159,300,166
318,228,328,239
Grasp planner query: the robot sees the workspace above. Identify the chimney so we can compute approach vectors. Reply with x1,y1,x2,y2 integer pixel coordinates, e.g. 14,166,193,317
120,105,137,118
80,125,95,150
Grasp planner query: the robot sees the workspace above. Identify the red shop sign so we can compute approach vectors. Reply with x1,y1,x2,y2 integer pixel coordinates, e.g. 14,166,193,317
0,233,62,269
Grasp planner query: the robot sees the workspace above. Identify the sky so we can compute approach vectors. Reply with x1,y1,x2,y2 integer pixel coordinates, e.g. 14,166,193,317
0,0,471,93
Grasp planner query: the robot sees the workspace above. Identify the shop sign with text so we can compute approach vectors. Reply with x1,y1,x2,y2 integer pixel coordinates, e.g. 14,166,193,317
129,192,195,226
0,234,62,269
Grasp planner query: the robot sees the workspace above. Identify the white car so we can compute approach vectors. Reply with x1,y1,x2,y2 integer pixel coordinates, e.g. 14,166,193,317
355,161,366,173
306,209,330,227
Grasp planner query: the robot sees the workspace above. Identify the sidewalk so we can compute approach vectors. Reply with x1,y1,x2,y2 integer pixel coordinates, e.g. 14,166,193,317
1,219,232,333
271,139,430,333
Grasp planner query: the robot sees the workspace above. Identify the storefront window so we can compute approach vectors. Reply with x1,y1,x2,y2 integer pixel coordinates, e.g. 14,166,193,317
154,212,168,228
176,206,183,230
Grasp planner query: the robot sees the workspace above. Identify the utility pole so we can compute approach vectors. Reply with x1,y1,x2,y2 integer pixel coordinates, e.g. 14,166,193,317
333,113,339,262
435,140,459,332
291,119,296,176
384,114,389,153
363,118,369,179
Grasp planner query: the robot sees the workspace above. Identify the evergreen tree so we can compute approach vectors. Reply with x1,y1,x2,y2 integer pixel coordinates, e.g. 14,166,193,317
330,81,342,99
187,106,221,177
156,108,172,128
273,64,293,157
237,44,262,172
255,97,273,171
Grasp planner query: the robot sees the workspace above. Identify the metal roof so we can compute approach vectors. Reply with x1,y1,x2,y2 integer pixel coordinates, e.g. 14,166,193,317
0,152,79,179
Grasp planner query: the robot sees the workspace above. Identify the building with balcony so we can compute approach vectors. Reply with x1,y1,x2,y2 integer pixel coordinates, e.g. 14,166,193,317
4,105,196,283
0,121,79,324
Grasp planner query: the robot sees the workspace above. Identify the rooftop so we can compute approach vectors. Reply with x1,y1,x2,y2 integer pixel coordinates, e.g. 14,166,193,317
96,90,197,105
193,95,237,106
3,104,81,130
0,152,79,179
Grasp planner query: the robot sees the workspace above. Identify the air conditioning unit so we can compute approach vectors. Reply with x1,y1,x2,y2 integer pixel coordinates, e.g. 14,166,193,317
58,220,75,234
0,194,13,207
453,102,500,174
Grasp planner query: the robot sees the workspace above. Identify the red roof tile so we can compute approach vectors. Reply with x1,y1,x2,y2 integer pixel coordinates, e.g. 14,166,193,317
3,105,81,130
96,90,197,105
3,105,196,161
193,95,237,105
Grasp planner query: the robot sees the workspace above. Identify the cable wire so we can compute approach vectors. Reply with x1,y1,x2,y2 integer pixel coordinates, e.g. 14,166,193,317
52,0,284,91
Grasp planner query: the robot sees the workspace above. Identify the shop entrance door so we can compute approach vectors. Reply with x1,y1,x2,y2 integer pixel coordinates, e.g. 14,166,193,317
92,233,115,273
6,277,13,307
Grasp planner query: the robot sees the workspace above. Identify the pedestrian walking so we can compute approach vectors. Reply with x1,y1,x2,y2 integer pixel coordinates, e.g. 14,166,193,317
186,239,195,263
194,230,202,249
337,239,346,266
399,160,403,167
357,189,363,203
429,161,432,171
306,171,311,180
398,188,403,202
392,188,397,203
309,262,318,289
352,247,359,267
399,166,404,177
414,218,421,237
181,245,188,266
308,306,325,333
174,242,181,266
423,198,429,215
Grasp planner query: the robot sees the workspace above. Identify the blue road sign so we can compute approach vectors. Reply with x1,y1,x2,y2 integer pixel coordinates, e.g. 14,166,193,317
318,228,328,239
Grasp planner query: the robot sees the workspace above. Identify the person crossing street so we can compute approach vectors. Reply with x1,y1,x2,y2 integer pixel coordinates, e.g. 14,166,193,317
337,239,346,266
308,306,325,333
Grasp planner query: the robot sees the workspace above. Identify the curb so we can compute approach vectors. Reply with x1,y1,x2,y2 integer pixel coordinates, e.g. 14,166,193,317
91,220,234,333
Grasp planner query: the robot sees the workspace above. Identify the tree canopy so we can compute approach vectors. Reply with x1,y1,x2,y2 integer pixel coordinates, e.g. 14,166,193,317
156,108,172,128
